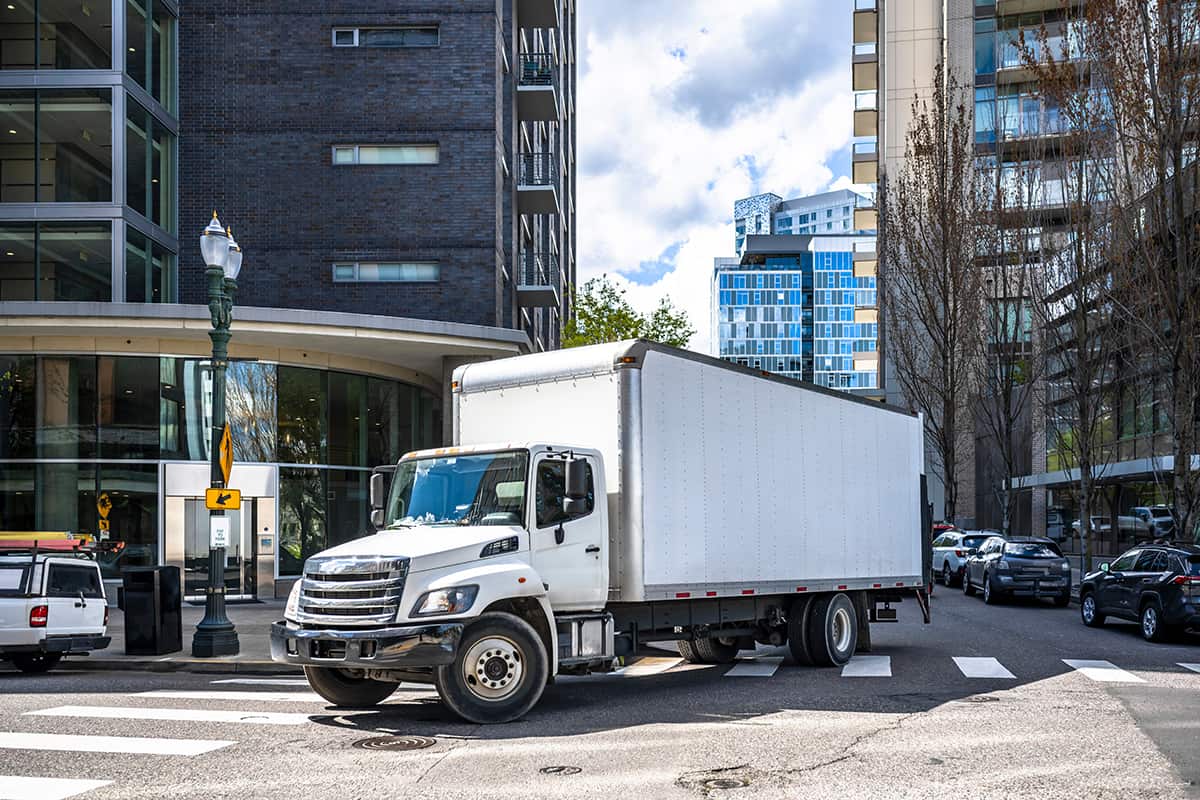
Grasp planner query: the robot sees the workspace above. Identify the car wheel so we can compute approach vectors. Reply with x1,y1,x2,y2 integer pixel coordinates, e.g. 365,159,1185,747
982,572,1000,605
942,563,955,588
962,569,975,596
1080,592,1105,627
11,653,62,674
1141,602,1168,643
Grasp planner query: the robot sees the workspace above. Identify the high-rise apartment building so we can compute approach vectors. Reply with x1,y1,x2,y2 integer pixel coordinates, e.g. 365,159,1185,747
713,235,879,393
733,189,874,256
0,0,575,601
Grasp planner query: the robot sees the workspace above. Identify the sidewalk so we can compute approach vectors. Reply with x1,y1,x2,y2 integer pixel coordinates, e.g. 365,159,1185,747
61,600,300,675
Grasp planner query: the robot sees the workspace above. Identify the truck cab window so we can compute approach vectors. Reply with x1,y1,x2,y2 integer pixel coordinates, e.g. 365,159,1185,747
536,459,595,528
46,565,104,598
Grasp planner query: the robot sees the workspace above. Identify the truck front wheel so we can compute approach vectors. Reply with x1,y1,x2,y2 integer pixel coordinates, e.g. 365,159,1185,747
807,593,858,667
304,666,398,707
435,612,549,724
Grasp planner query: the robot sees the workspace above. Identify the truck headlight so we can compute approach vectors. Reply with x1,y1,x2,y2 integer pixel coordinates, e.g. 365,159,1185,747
411,585,478,617
1060,560,1072,571
285,581,302,621
995,559,1010,571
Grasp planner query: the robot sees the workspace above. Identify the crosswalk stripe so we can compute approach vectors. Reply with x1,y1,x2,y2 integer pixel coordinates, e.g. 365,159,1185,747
725,657,783,677
620,656,682,677
0,775,111,800
1062,659,1146,683
26,705,312,726
1179,663,1200,675
0,731,233,756
841,655,891,677
952,657,1016,679
137,690,323,703
210,678,310,686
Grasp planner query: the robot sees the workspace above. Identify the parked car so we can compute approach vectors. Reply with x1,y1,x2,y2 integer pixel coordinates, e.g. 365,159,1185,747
1130,506,1176,537
932,530,998,587
0,542,110,673
1078,543,1200,642
1071,516,1152,538
962,537,1072,606
1046,509,1067,542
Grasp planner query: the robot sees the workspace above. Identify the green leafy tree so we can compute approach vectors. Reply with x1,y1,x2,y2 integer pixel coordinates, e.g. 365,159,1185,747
563,275,695,349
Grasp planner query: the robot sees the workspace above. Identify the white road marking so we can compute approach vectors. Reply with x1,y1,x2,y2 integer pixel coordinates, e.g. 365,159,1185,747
725,657,784,677
0,775,111,800
1062,659,1146,683
210,678,311,686
619,656,683,677
137,690,323,703
1179,663,1200,675
952,656,1016,679
841,655,892,677
0,731,233,756
26,705,311,726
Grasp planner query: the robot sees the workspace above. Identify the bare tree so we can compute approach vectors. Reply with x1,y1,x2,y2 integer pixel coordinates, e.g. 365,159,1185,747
881,64,985,524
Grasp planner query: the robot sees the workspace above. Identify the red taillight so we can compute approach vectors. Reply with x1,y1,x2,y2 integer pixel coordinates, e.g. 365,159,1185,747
1172,575,1200,585
29,605,48,627
955,549,965,557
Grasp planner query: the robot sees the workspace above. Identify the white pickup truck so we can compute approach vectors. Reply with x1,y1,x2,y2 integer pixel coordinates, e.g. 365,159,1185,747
271,342,930,723
0,539,110,673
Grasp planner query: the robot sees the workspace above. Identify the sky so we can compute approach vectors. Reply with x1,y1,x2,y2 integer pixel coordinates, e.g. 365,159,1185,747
576,0,857,354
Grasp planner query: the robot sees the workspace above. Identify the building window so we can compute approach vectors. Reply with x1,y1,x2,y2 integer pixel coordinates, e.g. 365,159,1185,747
331,144,438,165
126,99,176,232
0,221,112,301
331,26,439,48
125,227,175,303
332,262,439,282
126,0,177,111
0,88,113,203
0,0,113,70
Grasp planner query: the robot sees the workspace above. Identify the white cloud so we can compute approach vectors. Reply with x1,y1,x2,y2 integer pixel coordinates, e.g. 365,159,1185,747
577,0,856,354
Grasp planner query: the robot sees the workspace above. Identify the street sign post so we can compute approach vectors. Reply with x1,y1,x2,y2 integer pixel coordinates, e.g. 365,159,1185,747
210,516,230,549
205,487,241,511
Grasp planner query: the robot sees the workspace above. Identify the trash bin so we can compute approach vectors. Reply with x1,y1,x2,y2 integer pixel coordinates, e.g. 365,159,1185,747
122,566,182,656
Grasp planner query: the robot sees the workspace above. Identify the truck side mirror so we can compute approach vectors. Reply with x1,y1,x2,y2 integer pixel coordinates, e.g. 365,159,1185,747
563,458,589,517
369,472,385,529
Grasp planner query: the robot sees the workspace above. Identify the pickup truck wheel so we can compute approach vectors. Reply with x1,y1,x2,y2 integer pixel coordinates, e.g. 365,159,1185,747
808,593,857,667
787,595,816,666
434,612,548,724
11,653,62,673
304,666,398,707
693,636,739,664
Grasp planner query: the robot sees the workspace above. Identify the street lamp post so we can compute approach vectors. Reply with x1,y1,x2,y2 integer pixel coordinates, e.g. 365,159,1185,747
192,212,243,658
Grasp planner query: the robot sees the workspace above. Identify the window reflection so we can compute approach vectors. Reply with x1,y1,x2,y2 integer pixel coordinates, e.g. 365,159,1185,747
0,0,113,70
227,361,276,462
126,99,175,230
0,463,33,529
279,467,325,576
328,371,364,466
95,463,157,580
126,0,175,111
125,227,176,303
98,355,158,459
0,354,34,458
278,366,325,465
37,355,97,458
37,221,112,300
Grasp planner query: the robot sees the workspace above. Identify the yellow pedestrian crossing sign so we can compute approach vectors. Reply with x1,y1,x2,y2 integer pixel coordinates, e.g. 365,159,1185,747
218,424,233,486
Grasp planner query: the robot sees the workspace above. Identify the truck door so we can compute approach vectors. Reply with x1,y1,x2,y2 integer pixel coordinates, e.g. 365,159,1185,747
530,454,607,611
44,562,106,637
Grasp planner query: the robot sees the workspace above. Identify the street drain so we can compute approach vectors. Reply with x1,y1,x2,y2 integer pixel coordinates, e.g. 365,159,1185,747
962,695,1000,704
352,735,437,751
540,766,582,775
703,778,749,790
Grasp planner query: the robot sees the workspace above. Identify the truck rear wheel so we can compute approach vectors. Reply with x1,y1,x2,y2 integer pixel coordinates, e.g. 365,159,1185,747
304,666,398,707
434,612,548,724
304,662,398,705
693,636,739,664
807,593,857,667
787,595,816,666
677,639,703,663
11,653,62,673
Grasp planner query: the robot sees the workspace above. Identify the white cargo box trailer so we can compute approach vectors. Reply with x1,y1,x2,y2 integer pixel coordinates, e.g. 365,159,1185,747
454,340,929,604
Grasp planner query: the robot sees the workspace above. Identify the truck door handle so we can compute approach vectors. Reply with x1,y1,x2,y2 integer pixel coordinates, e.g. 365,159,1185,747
585,545,600,554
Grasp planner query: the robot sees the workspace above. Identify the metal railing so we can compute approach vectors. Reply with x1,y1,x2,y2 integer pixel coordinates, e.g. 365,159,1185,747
519,250,559,286
518,52,557,87
518,152,558,185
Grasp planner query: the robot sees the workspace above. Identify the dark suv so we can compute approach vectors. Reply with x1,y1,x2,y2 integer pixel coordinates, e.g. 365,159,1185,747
1079,543,1200,641
962,537,1072,606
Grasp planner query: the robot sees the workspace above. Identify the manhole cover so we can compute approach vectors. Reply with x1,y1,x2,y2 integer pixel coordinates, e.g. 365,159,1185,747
540,766,582,775
352,735,437,751
703,778,749,790
962,695,1000,704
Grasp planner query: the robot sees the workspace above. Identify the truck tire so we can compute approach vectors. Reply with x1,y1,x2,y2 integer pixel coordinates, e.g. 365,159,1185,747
11,653,62,674
787,595,816,666
693,636,739,664
807,593,857,667
677,639,703,663
434,612,549,724
304,666,398,707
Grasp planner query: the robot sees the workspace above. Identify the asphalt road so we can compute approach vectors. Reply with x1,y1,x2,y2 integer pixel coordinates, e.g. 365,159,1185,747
1,590,1198,800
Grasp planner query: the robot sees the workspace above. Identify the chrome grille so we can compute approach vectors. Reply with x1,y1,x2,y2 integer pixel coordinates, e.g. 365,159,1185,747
297,556,409,626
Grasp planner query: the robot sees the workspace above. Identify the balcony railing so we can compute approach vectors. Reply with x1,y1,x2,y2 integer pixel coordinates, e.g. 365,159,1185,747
517,250,560,307
519,52,557,87
518,152,557,186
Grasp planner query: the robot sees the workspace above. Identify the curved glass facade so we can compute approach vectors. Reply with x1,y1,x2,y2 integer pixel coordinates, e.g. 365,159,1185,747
0,353,440,581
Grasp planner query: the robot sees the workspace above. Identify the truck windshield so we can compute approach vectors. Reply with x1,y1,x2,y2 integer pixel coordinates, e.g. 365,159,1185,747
384,451,529,528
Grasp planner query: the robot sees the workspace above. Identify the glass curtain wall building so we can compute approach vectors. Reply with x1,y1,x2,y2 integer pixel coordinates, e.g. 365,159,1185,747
0,0,178,304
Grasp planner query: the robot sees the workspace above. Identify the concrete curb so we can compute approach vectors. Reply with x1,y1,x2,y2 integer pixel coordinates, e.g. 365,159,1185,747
58,657,302,676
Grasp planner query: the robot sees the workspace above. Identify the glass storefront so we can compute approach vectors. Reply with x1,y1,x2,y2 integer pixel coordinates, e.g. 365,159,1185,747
0,353,441,581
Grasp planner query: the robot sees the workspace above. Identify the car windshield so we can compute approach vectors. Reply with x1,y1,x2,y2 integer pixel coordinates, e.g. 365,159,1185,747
962,535,991,549
384,451,529,529
1004,542,1060,558
0,565,29,596
1150,509,1172,519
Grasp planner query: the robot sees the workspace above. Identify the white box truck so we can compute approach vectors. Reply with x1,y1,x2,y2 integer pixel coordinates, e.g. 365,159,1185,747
271,341,930,723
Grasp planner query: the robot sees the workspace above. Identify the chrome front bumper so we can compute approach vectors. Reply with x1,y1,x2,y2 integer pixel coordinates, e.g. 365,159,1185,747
269,621,463,668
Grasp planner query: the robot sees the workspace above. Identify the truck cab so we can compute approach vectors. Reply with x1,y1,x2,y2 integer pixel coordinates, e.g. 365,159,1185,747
0,543,111,673
272,443,610,723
